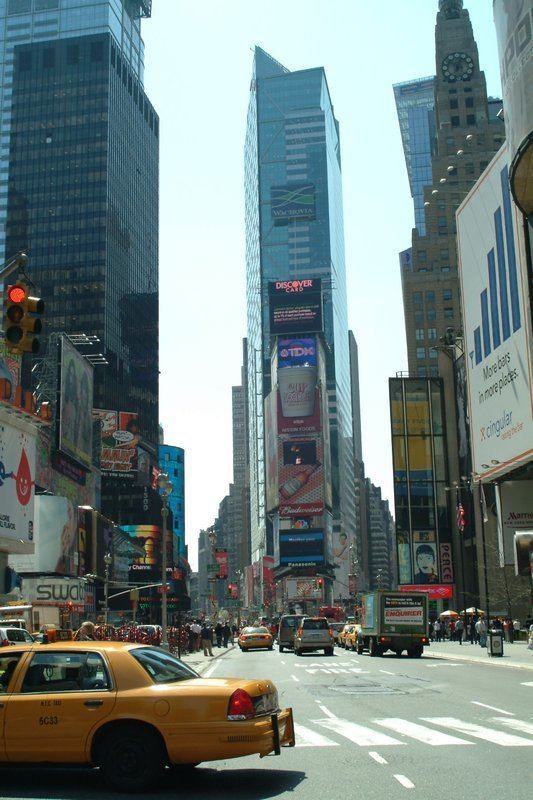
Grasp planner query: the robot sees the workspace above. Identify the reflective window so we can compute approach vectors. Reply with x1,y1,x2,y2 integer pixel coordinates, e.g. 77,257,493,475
22,652,110,693
0,653,23,692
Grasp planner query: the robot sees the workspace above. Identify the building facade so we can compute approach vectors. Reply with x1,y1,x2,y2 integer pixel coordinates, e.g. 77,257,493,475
244,47,356,570
399,0,504,377
0,0,151,262
5,28,159,449
159,444,185,560
365,480,395,591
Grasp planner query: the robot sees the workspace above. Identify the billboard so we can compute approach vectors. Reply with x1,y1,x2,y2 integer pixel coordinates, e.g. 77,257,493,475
35,495,77,574
58,337,94,469
215,548,228,579
457,145,533,481
278,338,317,368
94,410,141,478
0,419,35,547
493,0,533,214
279,530,324,568
400,584,454,601
495,480,533,566
122,524,161,583
265,391,278,512
278,436,324,516
412,540,439,585
271,183,315,220
0,340,21,402
268,279,323,335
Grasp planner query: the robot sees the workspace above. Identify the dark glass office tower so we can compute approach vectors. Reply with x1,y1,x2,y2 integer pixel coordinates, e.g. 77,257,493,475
245,47,357,570
5,32,159,448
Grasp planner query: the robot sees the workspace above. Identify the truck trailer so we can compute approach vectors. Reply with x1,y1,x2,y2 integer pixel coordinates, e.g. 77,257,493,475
356,591,429,657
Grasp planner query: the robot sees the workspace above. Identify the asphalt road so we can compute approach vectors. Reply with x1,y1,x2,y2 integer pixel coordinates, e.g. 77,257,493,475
2,643,532,799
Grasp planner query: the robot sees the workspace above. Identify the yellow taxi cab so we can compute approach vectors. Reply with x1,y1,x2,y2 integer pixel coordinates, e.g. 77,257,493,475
0,639,294,792
338,623,354,648
238,626,274,651
344,624,362,651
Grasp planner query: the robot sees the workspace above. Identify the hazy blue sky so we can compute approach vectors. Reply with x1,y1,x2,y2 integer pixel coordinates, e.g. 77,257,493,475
142,1,501,569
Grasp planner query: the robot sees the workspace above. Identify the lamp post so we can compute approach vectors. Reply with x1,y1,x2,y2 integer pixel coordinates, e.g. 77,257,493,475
103,553,112,625
158,472,173,649
207,525,218,620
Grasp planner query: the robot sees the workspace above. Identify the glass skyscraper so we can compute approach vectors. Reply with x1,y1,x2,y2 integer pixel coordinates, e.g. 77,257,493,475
244,47,356,565
4,17,158,448
393,77,436,236
159,444,185,561
0,0,150,260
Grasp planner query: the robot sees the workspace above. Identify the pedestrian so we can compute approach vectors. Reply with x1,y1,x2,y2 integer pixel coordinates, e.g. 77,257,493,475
201,621,214,657
434,619,442,642
455,617,464,645
215,622,223,648
191,620,202,651
449,619,455,641
475,616,487,648
222,622,231,648
75,621,96,641
231,623,238,644
469,616,476,645
186,623,195,654
527,622,533,651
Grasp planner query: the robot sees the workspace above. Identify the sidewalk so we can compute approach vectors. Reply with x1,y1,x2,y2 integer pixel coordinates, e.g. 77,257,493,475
179,643,235,675
425,640,533,671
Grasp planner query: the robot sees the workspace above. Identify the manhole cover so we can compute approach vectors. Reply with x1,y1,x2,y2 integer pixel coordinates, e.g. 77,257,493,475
330,684,401,695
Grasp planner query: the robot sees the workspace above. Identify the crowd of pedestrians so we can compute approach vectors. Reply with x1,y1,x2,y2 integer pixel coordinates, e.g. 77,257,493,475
183,620,239,657
430,615,522,648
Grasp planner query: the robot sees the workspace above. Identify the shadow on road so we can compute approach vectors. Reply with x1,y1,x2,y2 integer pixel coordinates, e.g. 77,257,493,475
0,765,307,800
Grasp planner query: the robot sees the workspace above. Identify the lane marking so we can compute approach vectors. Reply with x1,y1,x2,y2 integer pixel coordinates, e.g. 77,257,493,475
422,717,533,746
368,751,388,764
520,681,533,687
471,701,514,716
379,670,396,676
318,704,336,719
202,662,218,678
394,774,415,789
350,667,369,674
328,668,340,674
314,699,323,705
375,718,472,746
320,668,331,674
426,663,461,668
280,660,286,665
291,674,299,682
493,718,533,736
294,724,339,748
314,717,404,747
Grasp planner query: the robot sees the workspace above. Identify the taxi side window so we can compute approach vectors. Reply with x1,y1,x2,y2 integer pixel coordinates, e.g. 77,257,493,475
0,653,22,693
21,652,110,693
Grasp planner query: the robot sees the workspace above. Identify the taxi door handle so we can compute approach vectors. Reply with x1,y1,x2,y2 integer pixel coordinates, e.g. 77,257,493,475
84,699,104,708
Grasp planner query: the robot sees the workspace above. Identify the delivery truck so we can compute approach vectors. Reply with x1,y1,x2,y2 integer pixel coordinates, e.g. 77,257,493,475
356,591,429,657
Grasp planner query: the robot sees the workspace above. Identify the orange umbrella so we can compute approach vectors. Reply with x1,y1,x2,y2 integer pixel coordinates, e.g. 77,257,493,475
439,610,459,619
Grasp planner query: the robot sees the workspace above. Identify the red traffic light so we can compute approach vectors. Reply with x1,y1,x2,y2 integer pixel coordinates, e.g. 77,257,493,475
317,578,323,587
7,285,26,303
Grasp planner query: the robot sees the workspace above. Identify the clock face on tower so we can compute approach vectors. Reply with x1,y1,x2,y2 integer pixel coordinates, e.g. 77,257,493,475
441,52,474,82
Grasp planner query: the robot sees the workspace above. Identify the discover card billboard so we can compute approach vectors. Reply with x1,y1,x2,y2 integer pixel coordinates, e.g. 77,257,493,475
457,145,533,481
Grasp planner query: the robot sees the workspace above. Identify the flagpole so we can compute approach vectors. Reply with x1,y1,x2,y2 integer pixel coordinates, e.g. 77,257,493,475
457,491,467,619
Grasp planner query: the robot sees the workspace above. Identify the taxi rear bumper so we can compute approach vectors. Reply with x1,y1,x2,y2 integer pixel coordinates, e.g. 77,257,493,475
165,707,295,764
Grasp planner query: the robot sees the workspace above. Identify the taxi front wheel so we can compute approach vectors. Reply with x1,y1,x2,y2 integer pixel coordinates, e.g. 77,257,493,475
97,724,166,792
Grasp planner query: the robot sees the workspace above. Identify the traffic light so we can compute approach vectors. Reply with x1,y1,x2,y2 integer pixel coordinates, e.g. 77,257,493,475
227,585,232,597
4,282,44,354
316,578,324,589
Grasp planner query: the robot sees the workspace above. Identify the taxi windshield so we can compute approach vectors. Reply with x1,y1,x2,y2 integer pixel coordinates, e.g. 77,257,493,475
132,647,200,684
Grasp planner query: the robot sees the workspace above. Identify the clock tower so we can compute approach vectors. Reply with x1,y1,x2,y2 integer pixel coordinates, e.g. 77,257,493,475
400,1,505,376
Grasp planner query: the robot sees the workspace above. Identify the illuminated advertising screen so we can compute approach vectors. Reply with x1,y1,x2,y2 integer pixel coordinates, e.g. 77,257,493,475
0,420,35,546
279,531,324,568
122,524,161,583
278,436,324,516
215,548,228,579
268,279,323,335
34,495,76,574
59,337,94,469
271,183,315,220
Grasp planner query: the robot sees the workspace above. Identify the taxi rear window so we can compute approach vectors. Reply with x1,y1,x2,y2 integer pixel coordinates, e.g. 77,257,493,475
132,648,200,684
243,627,268,634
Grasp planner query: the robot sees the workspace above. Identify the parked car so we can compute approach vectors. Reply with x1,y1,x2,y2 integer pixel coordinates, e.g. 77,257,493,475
0,627,34,646
278,614,303,652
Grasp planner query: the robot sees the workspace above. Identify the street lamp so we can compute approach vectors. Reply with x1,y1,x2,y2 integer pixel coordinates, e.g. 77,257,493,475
157,472,173,649
103,553,113,625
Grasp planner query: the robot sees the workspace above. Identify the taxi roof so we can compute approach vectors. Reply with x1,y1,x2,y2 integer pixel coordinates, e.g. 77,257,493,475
1,640,144,653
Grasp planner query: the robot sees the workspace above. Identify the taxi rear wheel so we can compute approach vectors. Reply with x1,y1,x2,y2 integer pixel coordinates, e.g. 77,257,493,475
97,724,166,792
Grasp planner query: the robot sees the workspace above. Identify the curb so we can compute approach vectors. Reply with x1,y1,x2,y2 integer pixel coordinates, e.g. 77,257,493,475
425,650,533,671
182,644,236,675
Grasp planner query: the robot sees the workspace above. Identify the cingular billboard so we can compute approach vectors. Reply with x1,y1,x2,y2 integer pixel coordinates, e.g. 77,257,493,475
457,145,533,481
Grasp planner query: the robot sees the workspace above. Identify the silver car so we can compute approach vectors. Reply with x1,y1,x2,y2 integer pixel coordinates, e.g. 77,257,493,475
294,616,334,656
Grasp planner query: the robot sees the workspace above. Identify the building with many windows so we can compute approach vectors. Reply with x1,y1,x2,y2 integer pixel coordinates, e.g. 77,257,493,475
5,25,159,449
0,0,151,261
397,0,504,377
244,47,357,570
159,444,185,561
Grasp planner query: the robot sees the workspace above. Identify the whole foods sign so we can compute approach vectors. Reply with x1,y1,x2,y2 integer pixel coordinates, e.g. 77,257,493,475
457,146,533,480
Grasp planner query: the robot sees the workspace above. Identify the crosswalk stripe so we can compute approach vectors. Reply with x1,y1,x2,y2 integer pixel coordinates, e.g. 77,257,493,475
313,717,404,747
294,724,339,747
492,718,533,737
321,668,331,673
421,717,533,746
375,718,473,746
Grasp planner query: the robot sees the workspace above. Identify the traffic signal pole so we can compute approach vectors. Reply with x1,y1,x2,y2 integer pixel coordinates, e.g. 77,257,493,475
0,251,28,283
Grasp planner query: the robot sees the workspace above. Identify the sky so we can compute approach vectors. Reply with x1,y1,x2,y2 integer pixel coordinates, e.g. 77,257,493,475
142,1,502,571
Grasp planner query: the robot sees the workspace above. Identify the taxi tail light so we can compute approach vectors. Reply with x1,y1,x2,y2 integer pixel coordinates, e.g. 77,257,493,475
228,688,255,721
296,628,303,637
380,637,387,643
328,627,333,636
422,637,428,644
